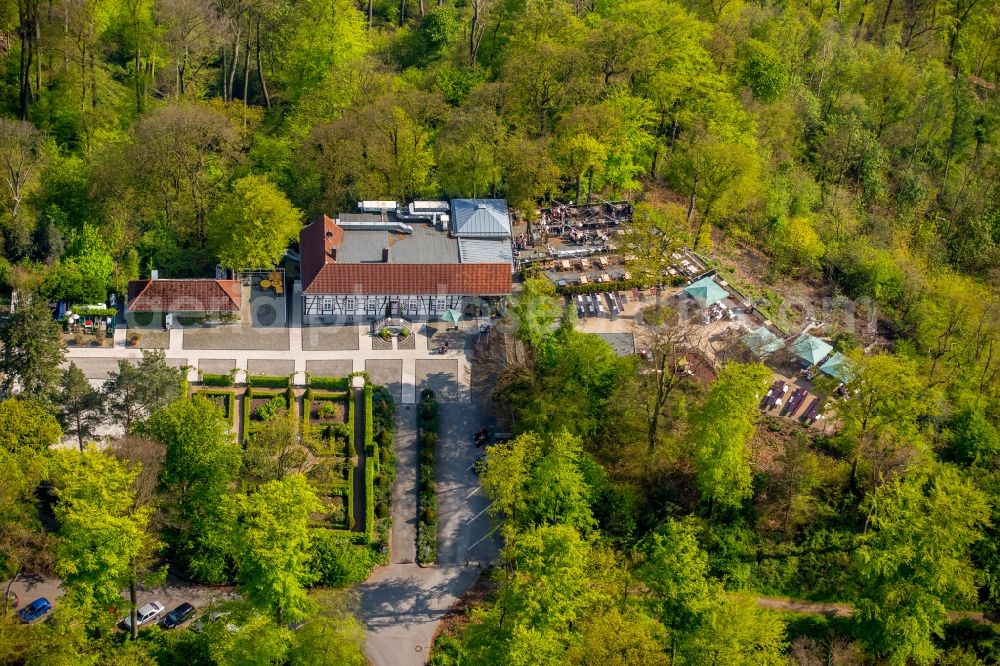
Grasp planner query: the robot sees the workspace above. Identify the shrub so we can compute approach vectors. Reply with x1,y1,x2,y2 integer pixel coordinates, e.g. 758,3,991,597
128,333,141,346
318,401,336,419
248,374,290,388
309,531,380,588
400,327,410,337
201,373,234,387
73,332,84,345
255,395,286,421
380,327,391,340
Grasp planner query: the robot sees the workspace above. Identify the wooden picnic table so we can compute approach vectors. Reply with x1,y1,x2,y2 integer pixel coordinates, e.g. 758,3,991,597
801,397,821,422
783,388,807,417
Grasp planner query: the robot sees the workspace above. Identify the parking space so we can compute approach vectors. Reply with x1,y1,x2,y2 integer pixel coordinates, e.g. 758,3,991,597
365,359,402,403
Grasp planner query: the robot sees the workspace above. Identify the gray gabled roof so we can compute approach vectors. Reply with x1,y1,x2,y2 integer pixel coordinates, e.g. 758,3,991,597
450,199,511,238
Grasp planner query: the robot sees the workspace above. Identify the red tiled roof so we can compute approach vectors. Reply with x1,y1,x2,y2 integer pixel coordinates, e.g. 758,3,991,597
302,263,511,296
300,215,340,289
127,279,242,313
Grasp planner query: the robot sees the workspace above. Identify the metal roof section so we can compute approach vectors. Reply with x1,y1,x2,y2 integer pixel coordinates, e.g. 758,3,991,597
450,199,512,238
458,238,514,266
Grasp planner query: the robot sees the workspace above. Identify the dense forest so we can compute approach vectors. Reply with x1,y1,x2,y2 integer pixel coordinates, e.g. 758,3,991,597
0,0,999,661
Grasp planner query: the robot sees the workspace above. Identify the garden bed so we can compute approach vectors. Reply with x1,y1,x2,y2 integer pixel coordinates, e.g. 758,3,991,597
242,387,292,442
198,390,235,420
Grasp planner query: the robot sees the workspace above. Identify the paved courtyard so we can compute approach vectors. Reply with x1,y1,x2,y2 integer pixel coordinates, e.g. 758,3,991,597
366,359,403,403
302,323,360,351
247,359,295,376
305,359,354,378
183,326,290,351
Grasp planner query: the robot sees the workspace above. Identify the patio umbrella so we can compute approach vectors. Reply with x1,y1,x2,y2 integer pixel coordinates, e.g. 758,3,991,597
442,309,462,324
819,352,853,383
742,326,784,358
790,333,833,366
683,276,729,307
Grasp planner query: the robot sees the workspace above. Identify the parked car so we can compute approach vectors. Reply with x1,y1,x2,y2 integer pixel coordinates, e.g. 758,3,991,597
18,598,51,624
122,601,165,631
161,602,196,629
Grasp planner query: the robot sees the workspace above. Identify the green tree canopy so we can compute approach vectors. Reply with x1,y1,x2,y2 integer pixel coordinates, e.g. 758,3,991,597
229,474,323,623
855,465,991,666
139,396,241,582
207,174,303,271
686,362,771,515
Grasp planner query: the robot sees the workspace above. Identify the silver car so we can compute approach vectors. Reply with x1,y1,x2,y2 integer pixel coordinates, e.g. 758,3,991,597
122,601,165,630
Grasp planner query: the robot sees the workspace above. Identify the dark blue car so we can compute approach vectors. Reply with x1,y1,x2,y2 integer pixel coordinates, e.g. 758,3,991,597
18,598,51,623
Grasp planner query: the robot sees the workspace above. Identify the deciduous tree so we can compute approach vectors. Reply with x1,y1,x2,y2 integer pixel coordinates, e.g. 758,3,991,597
207,174,302,271
686,362,771,516
855,466,990,665
139,396,241,582
230,474,322,623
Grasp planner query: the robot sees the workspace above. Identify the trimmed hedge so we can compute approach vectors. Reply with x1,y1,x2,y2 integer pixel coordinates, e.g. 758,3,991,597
309,376,349,391
416,388,439,566
364,384,374,450
365,457,375,543
248,374,290,388
557,278,645,295
201,373,234,387
198,389,235,420
71,306,118,317
346,390,356,457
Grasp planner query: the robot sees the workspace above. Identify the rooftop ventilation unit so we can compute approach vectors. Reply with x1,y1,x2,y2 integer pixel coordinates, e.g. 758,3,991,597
358,200,398,213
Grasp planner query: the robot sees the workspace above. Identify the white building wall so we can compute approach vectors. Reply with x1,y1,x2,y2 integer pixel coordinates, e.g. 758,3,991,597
303,294,468,318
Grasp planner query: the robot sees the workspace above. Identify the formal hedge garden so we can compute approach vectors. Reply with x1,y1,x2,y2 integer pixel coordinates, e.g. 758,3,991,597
197,389,236,421
302,389,351,457
416,388,439,566
242,386,293,443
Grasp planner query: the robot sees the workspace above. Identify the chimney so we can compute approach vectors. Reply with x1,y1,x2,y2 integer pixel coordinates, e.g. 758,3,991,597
325,230,336,261
150,269,159,280
382,246,390,263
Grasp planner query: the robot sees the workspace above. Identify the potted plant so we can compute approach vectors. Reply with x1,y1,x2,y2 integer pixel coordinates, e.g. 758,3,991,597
129,333,141,347
73,332,85,346
380,327,391,340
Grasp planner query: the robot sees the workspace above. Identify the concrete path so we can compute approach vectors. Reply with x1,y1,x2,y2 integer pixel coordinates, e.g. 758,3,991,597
357,565,483,665
392,405,418,565
358,354,499,665
64,317,470,405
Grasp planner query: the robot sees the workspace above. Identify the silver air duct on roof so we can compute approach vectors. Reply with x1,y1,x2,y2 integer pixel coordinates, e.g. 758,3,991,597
336,218,414,234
